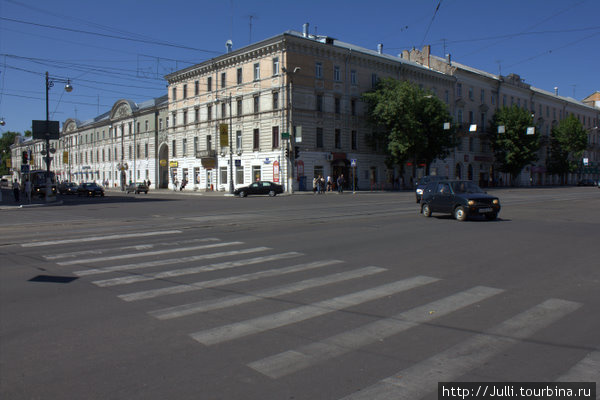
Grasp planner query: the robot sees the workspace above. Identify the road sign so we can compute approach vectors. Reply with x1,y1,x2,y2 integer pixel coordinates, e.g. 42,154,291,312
351,159,357,167
281,132,290,140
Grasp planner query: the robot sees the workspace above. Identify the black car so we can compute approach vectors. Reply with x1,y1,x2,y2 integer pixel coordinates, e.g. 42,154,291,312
577,179,597,187
77,182,105,197
415,175,448,203
58,182,79,195
420,180,500,221
234,181,283,197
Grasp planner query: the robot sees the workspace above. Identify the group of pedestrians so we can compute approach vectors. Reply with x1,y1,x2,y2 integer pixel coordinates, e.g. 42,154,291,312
313,174,345,194
7,179,32,204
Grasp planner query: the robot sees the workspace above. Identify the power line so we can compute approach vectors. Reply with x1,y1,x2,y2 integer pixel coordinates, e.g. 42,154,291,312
419,0,444,48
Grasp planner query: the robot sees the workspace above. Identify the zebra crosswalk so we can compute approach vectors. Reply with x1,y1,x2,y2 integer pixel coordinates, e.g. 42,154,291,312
36,230,598,400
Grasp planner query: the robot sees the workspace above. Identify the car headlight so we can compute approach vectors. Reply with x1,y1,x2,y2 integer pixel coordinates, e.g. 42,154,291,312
416,189,423,195
468,200,475,206
493,199,499,205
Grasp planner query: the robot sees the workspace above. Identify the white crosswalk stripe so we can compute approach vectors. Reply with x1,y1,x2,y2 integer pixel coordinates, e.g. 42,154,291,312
22,230,182,247
118,258,339,302
557,351,600,389
338,298,582,400
91,247,277,287
58,240,243,266
190,275,439,346
248,285,503,378
149,266,386,320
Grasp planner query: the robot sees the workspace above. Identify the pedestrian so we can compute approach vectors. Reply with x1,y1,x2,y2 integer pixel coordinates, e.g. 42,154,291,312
327,175,332,191
173,179,179,191
319,175,325,194
337,174,344,193
147,179,151,188
24,179,32,204
312,176,318,194
12,180,20,202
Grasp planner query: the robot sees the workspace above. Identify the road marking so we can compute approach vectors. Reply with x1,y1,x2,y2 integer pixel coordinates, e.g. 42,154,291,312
190,276,440,346
557,351,600,384
249,285,503,378
149,266,386,320
118,259,340,302
92,249,289,287
44,238,220,260
338,298,582,400
57,241,244,266
21,230,183,247
74,246,270,277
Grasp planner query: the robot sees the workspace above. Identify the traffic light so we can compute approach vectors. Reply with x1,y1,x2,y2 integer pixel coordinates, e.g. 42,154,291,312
22,151,28,164
284,147,289,158
294,146,300,159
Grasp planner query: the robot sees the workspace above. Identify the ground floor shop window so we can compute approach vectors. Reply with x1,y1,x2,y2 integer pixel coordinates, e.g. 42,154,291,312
252,165,261,182
220,167,228,184
194,167,200,184
236,166,244,185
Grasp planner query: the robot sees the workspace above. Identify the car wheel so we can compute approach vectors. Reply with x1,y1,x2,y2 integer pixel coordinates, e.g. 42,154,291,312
422,203,432,217
269,190,276,197
454,206,467,221
239,191,246,198
485,212,497,221
144,191,148,194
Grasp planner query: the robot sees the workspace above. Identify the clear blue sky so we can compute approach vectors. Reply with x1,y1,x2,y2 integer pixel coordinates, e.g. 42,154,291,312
1,0,599,135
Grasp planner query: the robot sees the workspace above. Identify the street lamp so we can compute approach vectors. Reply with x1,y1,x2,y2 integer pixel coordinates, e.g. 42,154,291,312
228,93,233,194
44,71,73,201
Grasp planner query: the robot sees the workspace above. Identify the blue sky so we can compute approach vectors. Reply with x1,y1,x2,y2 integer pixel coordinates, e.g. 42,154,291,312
0,0,599,135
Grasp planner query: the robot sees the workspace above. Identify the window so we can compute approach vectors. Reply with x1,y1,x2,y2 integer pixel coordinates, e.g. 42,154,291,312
271,91,279,110
145,143,148,158
172,87,177,101
468,87,474,101
335,129,341,149
351,99,356,116
194,80,199,96
456,83,462,98
252,165,261,182
207,135,212,151
371,73,378,88
480,113,486,132
315,62,322,79
183,84,187,99
220,167,228,184
145,120,149,131
136,143,140,159
316,127,323,148
207,105,212,121
334,65,340,82
253,95,260,113
237,68,242,84
316,94,323,112
183,110,188,125
468,111,474,124
351,130,357,150
254,63,260,81
194,108,199,123
172,112,177,127
172,140,176,157
221,102,226,118
335,97,341,114
457,109,463,124
272,126,279,149
221,72,226,89
350,70,357,85
272,57,279,76
236,130,242,150
253,128,260,150
237,98,242,116
207,76,212,91
480,89,485,103
236,166,244,185
445,90,450,104
136,122,140,134
182,138,187,156
159,118,163,130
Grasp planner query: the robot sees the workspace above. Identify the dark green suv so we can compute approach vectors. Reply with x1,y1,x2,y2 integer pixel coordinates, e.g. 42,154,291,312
420,180,500,221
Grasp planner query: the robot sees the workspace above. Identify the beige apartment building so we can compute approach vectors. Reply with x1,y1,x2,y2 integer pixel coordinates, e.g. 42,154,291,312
11,27,599,189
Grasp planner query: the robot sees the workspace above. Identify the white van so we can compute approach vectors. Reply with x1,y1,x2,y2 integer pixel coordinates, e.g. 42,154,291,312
0,175,12,189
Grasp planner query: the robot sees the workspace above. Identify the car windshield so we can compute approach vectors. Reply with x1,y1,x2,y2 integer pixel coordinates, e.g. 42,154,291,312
450,181,484,194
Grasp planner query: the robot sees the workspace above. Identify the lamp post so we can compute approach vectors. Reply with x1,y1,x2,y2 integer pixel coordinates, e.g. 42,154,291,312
282,66,301,194
45,71,72,201
228,93,234,194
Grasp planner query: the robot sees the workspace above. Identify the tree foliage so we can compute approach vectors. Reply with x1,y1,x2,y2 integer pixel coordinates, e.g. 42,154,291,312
362,78,456,175
0,131,21,176
545,114,588,179
489,105,540,182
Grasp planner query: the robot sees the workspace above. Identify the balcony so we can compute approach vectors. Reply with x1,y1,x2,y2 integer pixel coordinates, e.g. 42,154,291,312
196,150,216,159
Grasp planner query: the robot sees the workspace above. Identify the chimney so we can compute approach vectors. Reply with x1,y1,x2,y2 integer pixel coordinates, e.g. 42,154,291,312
377,43,383,54
446,53,452,65
554,87,559,96
226,40,233,53
423,45,431,68
303,23,309,38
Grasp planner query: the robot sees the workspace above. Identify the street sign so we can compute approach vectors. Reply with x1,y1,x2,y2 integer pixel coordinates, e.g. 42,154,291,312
351,159,357,167
281,132,290,140
32,120,60,140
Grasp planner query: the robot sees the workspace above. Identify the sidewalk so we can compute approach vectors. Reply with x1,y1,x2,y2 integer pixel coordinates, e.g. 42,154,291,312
0,188,63,210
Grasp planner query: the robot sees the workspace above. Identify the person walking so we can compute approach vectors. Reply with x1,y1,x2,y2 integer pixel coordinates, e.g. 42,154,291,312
24,179,32,204
337,174,345,194
12,180,20,202
312,176,318,194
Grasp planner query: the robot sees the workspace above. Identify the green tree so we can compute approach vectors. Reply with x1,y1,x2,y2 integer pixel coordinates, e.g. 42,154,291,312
0,131,21,176
489,105,540,185
545,115,588,183
362,78,456,177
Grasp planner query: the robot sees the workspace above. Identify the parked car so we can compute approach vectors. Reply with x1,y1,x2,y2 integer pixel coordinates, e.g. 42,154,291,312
420,179,500,221
234,181,283,197
415,175,448,203
77,182,105,197
577,179,597,187
58,182,79,195
126,182,149,194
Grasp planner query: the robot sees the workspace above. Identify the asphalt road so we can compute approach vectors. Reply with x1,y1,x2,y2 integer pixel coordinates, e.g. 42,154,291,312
1,187,599,400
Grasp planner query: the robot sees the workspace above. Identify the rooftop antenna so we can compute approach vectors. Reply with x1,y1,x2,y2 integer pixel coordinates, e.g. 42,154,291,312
496,60,502,76
570,84,576,98
247,14,258,44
